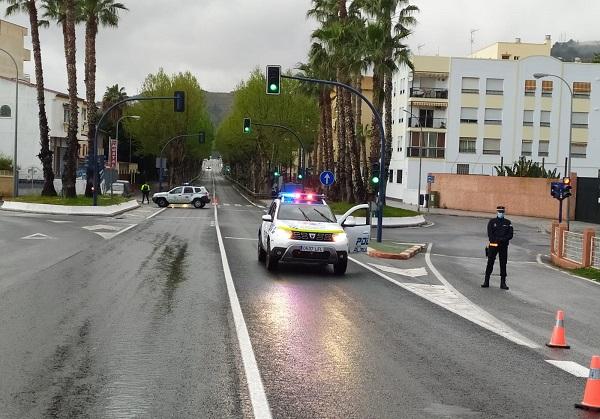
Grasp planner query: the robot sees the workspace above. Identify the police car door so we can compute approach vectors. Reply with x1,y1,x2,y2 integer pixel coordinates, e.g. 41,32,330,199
261,201,277,249
338,204,370,253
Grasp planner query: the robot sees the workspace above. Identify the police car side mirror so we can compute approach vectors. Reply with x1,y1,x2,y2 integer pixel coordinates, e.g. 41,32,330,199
262,214,272,222
342,216,356,227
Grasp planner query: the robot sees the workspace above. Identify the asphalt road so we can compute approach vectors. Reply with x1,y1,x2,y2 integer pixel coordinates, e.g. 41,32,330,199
0,172,596,418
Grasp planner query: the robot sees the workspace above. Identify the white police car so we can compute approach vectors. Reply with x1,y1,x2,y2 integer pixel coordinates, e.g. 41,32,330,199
257,193,370,275
152,184,210,208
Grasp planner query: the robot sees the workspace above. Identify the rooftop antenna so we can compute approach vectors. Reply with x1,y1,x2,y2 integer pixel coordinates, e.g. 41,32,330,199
417,44,425,55
470,28,479,55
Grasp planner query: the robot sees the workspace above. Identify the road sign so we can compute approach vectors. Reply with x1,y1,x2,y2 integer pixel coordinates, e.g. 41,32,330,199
427,175,435,184
108,139,118,169
320,170,335,186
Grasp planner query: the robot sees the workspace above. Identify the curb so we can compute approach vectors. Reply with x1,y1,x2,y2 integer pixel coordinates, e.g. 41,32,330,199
0,199,140,216
367,243,426,260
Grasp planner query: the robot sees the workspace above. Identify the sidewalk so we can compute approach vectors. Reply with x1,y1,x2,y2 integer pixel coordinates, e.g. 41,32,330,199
0,199,139,216
385,199,598,233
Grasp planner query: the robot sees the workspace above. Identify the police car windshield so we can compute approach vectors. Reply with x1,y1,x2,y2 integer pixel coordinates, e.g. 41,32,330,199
278,204,336,223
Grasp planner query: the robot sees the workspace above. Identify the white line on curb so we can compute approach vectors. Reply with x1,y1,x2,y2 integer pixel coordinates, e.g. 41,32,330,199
146,208,167,220
536,254,600,288
545,360,589,378
224,237,259,241
213,178,272,419
230,183,266,209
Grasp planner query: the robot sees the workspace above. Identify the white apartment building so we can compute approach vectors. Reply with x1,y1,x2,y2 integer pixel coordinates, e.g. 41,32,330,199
0,18,88,180
388,37,600,205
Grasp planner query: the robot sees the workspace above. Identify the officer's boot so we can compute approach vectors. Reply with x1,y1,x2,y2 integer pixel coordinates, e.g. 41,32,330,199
481,276,490,288
500,277,509,290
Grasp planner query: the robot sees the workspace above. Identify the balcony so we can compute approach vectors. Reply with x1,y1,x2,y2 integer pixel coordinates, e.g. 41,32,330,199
409,87,448,99
408,117,447,129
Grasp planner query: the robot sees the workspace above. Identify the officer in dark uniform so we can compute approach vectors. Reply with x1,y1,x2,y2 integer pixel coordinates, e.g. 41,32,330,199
482,205,513,290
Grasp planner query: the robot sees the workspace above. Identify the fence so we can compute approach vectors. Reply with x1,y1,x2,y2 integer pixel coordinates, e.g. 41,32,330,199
550,222,597,269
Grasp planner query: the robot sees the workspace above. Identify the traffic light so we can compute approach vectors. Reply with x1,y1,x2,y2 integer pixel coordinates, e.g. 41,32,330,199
266,65,281,95
563,177,572,199
174,91,185,112
274,168,280,177
243,118,251,134
298,169,304,180
551,181,561,199
371,161,380,185
198,131,205,144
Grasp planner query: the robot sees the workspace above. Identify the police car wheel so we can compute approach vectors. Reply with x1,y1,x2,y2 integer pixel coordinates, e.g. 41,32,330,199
265,240,278,271
156,198,168,208
257,235,266,262
333,258,347,275
192,199,204,209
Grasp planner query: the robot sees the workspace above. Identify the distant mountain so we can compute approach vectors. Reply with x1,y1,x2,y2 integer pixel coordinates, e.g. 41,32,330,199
204,91,234,128
551,40,600,62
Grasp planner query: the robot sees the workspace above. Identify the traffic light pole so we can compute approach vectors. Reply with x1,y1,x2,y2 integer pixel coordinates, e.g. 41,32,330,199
158,133,201,192
252,122,305,181
92,95,180,206
282,74,386,242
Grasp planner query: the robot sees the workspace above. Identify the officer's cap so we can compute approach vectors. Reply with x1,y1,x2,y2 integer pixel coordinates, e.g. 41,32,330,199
496,205,506,213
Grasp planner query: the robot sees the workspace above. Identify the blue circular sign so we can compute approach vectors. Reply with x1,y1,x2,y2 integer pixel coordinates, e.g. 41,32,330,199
320,170,335,186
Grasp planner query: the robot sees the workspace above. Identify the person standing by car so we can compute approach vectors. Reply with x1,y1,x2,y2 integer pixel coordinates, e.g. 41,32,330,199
141,182,151,204
482,205,513,290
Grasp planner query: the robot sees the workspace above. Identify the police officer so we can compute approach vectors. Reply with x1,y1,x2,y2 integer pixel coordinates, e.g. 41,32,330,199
482,205,513,290
141,181,151,204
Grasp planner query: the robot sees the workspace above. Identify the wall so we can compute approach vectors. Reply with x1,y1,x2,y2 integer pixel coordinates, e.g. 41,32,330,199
0,174,12,197
429,173,576,219
0,20,29,79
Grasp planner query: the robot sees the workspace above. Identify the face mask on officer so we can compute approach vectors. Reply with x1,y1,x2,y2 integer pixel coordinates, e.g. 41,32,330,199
497,212,504,219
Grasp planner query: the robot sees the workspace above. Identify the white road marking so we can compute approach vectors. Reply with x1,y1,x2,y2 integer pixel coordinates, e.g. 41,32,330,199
224,236,258,241
82,224,137,240
222,203,231,206
349,248,539,349
432,253,538,264
230,183,267,209
213,199,271,418
536,254,600,288
234,204,242,207
83,224,122,232
545,360,589,377
21,233,52,240
146,208,167,219
369,263,428,278
47,220,72,224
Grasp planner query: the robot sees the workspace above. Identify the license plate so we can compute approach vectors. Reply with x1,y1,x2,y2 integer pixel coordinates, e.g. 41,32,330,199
300,245,324,252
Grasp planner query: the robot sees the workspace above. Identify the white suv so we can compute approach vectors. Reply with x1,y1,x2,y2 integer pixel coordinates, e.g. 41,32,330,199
152,185,211,208
257,193,370,275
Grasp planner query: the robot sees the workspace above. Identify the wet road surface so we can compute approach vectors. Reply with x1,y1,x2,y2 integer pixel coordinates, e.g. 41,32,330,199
0,173,593,418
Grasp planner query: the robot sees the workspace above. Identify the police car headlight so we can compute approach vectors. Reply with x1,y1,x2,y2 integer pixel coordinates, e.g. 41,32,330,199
276,227,293,240
332,232,347,243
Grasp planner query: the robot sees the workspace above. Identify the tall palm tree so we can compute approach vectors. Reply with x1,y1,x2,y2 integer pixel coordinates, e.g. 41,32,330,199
81,0,127,196
3,0,57,195
42,0,79,197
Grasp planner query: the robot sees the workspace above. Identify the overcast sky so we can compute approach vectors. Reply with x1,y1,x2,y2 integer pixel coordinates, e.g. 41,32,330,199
5,0,600,96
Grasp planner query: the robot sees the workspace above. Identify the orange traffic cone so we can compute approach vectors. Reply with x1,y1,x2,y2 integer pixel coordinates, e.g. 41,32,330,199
575,356,600,411
546,310,570,349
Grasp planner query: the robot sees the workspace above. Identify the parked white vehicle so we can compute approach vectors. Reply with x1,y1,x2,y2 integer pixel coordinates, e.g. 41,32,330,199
152,185,211,208
258,193,370,275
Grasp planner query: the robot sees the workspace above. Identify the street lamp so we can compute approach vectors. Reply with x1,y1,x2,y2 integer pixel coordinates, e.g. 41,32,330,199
533,72,573,226
115,115,141,184
402,109,424,212
0,48,19,197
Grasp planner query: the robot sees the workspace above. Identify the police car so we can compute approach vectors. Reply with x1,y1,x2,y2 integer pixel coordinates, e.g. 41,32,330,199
152,184,211,208
257,193,370,275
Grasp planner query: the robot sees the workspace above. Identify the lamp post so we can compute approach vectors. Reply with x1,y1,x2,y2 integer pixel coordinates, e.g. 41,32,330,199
403,109,424,212
0,48,19,197
115,115,141,184
533,72,573,227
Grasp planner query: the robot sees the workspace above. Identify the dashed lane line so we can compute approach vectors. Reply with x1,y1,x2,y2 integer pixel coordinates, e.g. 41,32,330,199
545,360,589,378
146,208,167,219
213,174,271,418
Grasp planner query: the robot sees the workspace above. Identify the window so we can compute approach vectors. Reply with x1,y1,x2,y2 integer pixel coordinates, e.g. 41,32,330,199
572,112,589,128
501,54,511,60
573,82,591,97
514,56,520,60
63,105,70,124
521,140,532,156
396,170,402,184
183,187,194,194
169,187,183,194
524,80,536,96
457,164,470,175
408,132,445,158
542,80,553,97
523,110,534,126
540,111,551,127
538,140,549,157
571,143,587,158
460,107,478,123
486,78,504,95
82,107,87,121
484,108,502,125
397,136,403,152
0,105,11,117
461,77,479,93
388,170,394,183
483,138,501,155
459,137,476,153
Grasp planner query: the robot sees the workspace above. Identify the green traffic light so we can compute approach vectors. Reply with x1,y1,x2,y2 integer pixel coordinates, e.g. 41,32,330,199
244,127,249,132
274,171,280,177
269,83,278,92
298,174,303,179
371,176,380,184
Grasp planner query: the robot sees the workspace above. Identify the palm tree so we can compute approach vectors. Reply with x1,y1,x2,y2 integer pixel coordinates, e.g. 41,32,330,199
81,0,127,196
42,0,79,197
3,0,57,195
